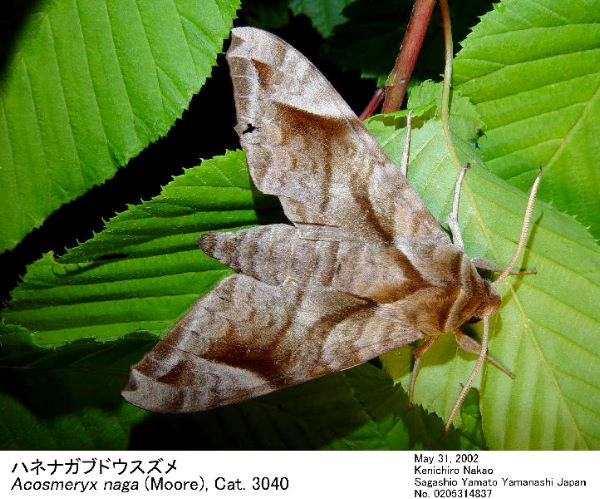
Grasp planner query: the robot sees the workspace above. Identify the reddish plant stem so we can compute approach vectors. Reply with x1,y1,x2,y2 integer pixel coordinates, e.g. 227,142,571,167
381,0,436,113
359,87,385,120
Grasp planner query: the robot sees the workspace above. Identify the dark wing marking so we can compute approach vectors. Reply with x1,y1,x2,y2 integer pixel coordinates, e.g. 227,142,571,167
122,274,423,412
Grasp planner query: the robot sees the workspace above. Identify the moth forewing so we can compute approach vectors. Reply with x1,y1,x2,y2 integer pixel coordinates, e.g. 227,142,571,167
123,27,537,431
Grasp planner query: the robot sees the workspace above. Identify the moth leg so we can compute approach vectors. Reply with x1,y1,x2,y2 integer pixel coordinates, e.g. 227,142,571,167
454,330,514,378
408,336,437,408
446,163,470,251
400,110,413,177
445,316,491,434
471,257,536,276
494,167,543,286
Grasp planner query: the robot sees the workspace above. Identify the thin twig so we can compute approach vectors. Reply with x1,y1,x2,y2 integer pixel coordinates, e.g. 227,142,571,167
400,110,413,176
439,0,461,170
382,0,436,113
438,0,481,435
359,88,385,120
447,162,469,250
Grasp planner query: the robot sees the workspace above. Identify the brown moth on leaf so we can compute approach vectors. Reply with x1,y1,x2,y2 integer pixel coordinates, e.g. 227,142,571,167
122,27,539,430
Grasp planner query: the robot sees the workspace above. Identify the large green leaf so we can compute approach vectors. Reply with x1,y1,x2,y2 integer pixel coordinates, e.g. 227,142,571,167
1,150,264,347
454,0,600,238
0,318,482,450
371,82,600,449
0,0,239,252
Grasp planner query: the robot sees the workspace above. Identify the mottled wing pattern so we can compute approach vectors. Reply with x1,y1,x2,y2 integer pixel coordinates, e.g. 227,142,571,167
122,274,423,412
227,27,450,247
201,224,428,304
200,226,481,337
122,27,448,413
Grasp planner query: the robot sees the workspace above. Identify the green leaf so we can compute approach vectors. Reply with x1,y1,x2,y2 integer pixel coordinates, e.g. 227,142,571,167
0,331,151,449
372,81,600,449
1,150,267,347
0,0,239,252
454,0,600,238
289,0,357,37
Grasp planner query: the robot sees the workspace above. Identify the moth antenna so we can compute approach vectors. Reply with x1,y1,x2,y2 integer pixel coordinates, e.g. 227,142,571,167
400,109,413,177
494,167,543,286
409,336,437,408
446,163,470,251
445,316,490,434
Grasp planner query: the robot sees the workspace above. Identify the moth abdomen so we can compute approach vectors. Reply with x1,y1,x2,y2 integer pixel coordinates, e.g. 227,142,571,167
201,225,444,309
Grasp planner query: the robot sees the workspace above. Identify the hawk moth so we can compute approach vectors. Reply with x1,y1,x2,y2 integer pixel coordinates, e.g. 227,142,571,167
122,27,533,427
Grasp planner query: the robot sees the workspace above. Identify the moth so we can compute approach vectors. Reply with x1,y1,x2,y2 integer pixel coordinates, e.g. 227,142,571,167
122,27,540,430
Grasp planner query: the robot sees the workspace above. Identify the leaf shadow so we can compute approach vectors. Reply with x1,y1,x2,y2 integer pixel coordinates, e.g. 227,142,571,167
0,333,156,418
128,364,479,450
0,0,44,78
248,179,288,226
0,329,482,450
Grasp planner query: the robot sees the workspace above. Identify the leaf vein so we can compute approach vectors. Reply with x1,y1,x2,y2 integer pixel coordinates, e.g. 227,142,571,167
458,46,600,90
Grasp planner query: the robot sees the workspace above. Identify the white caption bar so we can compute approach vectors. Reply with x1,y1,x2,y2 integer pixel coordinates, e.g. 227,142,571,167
1,451,597,498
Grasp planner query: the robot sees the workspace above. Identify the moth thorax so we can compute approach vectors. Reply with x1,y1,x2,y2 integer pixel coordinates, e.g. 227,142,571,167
469,280,501,321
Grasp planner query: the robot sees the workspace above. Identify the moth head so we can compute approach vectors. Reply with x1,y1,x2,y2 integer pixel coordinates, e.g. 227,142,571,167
467,280,501,323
